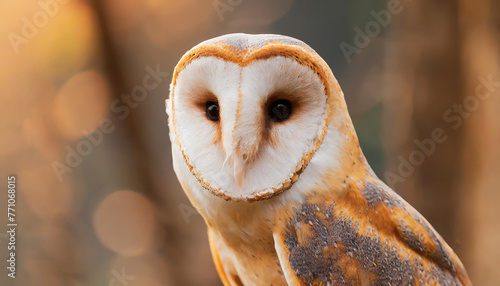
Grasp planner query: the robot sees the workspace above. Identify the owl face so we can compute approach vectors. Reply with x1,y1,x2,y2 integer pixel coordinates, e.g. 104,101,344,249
168,34,336,201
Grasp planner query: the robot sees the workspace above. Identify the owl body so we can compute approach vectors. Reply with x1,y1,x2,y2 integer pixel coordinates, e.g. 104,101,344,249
167,34,471,285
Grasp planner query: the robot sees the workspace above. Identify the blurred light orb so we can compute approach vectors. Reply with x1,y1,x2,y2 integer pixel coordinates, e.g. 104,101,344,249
52,70,111,139
23,108,62,161
20,162,74,221
93,191,157,257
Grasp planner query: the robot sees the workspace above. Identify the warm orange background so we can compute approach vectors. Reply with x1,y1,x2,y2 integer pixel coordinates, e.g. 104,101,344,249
1,0,499,285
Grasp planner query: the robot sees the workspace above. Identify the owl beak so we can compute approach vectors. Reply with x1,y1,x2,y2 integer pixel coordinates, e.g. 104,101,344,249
233,154,245,189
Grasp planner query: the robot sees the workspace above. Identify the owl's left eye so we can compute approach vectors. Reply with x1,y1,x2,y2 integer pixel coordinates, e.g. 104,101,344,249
269,99,292,122
206,101,220,121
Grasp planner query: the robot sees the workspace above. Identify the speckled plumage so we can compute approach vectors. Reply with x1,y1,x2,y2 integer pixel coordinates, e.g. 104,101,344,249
166,33,471,286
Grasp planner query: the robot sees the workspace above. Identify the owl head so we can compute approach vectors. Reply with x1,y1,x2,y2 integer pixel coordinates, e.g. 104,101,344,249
167,33,357,202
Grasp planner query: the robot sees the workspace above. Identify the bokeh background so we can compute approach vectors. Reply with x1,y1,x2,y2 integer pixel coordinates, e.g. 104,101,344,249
1,0,499,285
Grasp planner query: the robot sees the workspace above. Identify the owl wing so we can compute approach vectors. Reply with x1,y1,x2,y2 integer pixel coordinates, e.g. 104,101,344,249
273,179,471,286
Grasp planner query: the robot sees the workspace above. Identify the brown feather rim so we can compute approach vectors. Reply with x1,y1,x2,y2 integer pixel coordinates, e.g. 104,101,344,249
170,41,335,202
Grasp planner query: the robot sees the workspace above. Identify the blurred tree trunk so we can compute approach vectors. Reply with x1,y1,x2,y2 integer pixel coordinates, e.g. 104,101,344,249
386,0,500,284
457,0,500,284
88,2,221,285
385,0,463,246
89,1,182,285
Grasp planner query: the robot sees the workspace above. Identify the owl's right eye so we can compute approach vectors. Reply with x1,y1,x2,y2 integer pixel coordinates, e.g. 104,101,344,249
206,101,220,121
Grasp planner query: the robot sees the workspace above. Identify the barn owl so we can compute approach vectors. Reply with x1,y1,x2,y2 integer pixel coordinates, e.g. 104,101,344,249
166,34,471,285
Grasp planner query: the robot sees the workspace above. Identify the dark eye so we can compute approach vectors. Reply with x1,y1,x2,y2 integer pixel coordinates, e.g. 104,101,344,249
206,101,220,121
269,99,292,122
